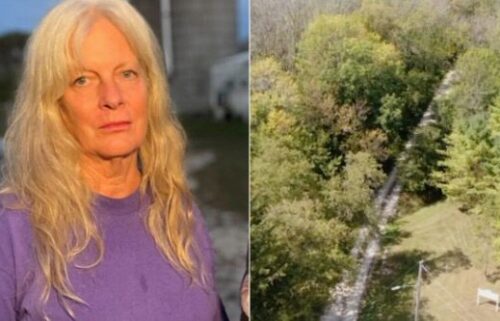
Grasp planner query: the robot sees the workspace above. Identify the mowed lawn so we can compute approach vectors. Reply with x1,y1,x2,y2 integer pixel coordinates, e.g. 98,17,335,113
360,201,500,321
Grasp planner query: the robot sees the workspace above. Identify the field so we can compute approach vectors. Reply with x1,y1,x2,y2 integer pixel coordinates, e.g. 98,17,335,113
360,201,500,321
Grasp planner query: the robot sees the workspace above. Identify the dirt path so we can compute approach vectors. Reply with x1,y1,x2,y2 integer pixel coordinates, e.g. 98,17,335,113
321,70,458,321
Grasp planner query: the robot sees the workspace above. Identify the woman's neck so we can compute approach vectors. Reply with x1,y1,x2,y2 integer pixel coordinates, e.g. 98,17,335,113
80,152,141,198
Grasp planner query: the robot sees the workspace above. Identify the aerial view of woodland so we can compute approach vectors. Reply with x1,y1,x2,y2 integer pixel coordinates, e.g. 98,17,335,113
250,0,500,320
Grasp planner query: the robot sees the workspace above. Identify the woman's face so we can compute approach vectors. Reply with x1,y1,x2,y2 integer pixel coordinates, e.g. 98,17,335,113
61,17,148,160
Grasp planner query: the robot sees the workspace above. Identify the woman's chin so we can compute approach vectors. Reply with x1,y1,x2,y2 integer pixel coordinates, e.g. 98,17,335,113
94,142,141,160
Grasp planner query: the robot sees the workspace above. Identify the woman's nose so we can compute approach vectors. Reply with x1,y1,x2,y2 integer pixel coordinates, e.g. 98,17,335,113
99,79,124,109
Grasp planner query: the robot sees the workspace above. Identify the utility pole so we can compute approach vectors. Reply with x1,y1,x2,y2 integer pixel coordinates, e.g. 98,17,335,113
414,260,424,321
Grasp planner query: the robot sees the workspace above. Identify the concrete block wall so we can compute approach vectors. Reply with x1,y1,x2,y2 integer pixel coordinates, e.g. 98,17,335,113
130,0,239,114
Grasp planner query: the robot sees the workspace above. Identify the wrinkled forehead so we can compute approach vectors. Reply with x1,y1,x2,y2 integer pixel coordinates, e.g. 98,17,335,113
68,12,141,72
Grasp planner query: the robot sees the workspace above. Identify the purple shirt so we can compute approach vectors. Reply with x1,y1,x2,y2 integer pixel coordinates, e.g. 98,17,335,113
0,190,221,321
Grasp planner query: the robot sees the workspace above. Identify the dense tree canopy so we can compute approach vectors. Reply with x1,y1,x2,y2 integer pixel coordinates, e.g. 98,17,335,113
251,0,499,319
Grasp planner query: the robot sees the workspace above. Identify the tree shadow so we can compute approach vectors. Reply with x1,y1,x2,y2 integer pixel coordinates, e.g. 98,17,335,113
485,266,500,283
381,223,411,247
359,247,473,321
359,249,436,321
424,248,472,280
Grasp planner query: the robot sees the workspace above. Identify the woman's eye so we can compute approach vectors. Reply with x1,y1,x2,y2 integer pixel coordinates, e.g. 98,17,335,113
73,76,89,87
122,70,138,79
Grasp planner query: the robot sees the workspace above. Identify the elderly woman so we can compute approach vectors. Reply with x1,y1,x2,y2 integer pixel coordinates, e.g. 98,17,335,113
0,0,225,320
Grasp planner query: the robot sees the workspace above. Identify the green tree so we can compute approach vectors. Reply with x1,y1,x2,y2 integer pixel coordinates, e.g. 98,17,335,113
322,152,385,225
251,132,318,219
399,124,446,198
251,198,352,321
296,14,405,112
251,57,300,132
450,47,500,118
377,93,405,143
434,116,496,212
294,12,441,154
362,0,465,74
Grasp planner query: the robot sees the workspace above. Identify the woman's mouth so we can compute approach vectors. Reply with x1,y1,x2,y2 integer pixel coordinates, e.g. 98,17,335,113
99,121,131,132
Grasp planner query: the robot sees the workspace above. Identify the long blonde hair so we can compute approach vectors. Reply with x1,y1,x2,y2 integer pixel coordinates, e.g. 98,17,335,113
2,0,204,316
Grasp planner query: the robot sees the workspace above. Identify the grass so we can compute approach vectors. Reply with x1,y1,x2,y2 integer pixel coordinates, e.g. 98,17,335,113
360,201,500,321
